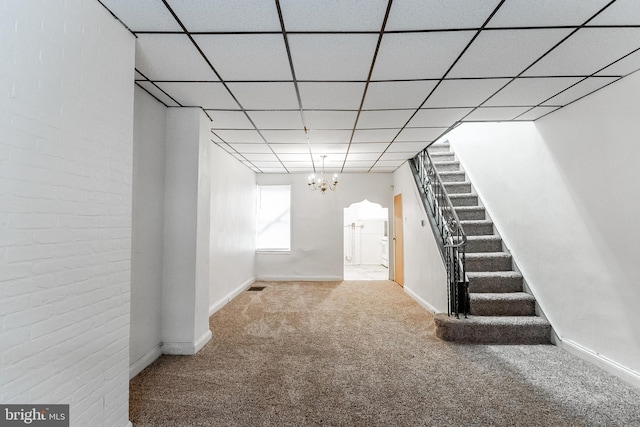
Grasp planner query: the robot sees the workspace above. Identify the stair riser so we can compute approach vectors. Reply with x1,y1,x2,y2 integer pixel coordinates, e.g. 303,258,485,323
444,183,472,194
470,299,536,316
468,276,523,293
462,223,494,236
430,153,455,162
449,196,478,207
434,162,460,172
427,145,450,153
465,238,502,253
455,209,485,220
435,322,550,344
466,256,512,272
439,172,466,183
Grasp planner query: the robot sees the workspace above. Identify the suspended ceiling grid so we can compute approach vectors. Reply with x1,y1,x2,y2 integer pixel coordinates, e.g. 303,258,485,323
99,0,640,174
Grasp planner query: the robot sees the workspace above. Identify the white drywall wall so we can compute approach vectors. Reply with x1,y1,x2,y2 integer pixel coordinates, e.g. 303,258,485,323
209,143,256,315
447,71,640,385
256,173,393,281
0,1,135,425
130,86,166,377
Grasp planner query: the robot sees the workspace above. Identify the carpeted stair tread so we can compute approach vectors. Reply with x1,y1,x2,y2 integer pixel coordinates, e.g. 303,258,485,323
449,194,478,207
434,313,551,344
466,252,512,272
437,171,465,182
427,143,450,153
433,160,461,171
470,292,536,316
465,235,502,253
443,181,472,193
467,271,523,293
455,206,486,220
460,219,494,236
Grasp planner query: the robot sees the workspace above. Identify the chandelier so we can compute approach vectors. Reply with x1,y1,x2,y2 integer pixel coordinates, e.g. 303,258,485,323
308,155,338,194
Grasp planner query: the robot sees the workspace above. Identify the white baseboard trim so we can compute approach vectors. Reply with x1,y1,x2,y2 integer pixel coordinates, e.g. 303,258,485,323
404,286,440,314
255,275,343,282
129,343,163,379
209,277,255,316
560,338,640,389
162,329,212,355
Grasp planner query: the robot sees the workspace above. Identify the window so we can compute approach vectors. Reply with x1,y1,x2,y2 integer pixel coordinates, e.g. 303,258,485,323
256,185,291,251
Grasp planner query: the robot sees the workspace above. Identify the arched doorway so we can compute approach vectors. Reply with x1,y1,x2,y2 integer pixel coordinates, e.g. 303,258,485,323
343,199,389,280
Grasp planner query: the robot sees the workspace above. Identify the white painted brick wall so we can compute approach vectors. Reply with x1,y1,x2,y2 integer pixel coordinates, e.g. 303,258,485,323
0,1,134,426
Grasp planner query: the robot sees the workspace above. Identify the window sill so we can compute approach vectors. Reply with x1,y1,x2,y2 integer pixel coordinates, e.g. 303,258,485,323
256,249,291,255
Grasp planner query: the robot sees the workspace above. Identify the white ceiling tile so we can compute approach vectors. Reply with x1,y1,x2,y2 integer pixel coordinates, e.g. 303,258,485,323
395,128,447,142
424,79,511,108
279,0,388,31
363,81,438,109
386,0,501,30
194,35,292,81
299,83,365,110
308,130,352,144
100,0,182,31
541,77,619,106
463,107,531,121
372,32,475,80
209,111,254,129
596,49,640,77
256,166,288,173
165,0,281,31
407,108,473,127
243,153,280,162
385,142,430,153
352,129,399,143
135,70,146,80
523,28,640,77
226,82,299,109
136,81,180,106
370,166,399,172
589,0,640,25
347,153,385,162
342,168,372,173
286,167,314,173
260,130,307,143
449,29,573,78
356,110,415,129
485,77,581,106
342,160,375,168
270,144,310,154
348,143,389,153
214,130,264,143
487,0,610,27
278,154,313,162
515,106,559,121
136,35,218,81
227,143,273,154
247,111,304,130
156,82,238,109
380,152,416,161
288,34,379,80
309,144,349,154
304,110,358,129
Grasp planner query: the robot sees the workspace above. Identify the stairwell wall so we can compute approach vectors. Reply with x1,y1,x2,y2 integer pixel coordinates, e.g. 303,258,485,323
446,71,640,387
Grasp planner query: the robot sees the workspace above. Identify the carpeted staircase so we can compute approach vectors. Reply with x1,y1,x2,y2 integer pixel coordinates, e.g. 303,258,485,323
428,143,551,344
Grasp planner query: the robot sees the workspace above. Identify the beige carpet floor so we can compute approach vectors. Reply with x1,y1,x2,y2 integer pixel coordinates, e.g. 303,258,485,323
130,280,640,426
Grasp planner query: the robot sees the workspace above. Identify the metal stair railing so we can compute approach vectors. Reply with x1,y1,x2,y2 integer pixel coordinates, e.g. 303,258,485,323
409,146,469,318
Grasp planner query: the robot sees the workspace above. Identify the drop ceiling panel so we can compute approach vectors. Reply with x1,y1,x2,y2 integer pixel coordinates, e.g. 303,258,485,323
288,34,379,80
356,110,415,129
209,111,255,129
346,153,385,161
596,49,640,77
227,143,273,154
308,130,352,144
486,0,610,27
260,130,307,143
305,111,358,129
448,29,573,78
135,71,146,80
363,81,438,109
277,153,313,162
309,144,349,154
243,153,280,162
298,83,365,109
523,28,640,77
270,144,310,154
385,141,430,153
380,152,418,161
226,82,299,109
156,82,238,109
136,35,218,81
485,77,581,106
214,130,264,144
279,0,388,31
194,35,292,81
424,79,511,108
385,0,501,30
136,81,180,107
342,160,376,168
587,0,640,26
407,108,473,127
541,77,619,106
100,0,182,31
352,129,399,143
246,111,304,129
165,0,282,32
515,106,559,121
464,106,531,121
395,127,447,142
348,143,389,153
372,32,475,80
